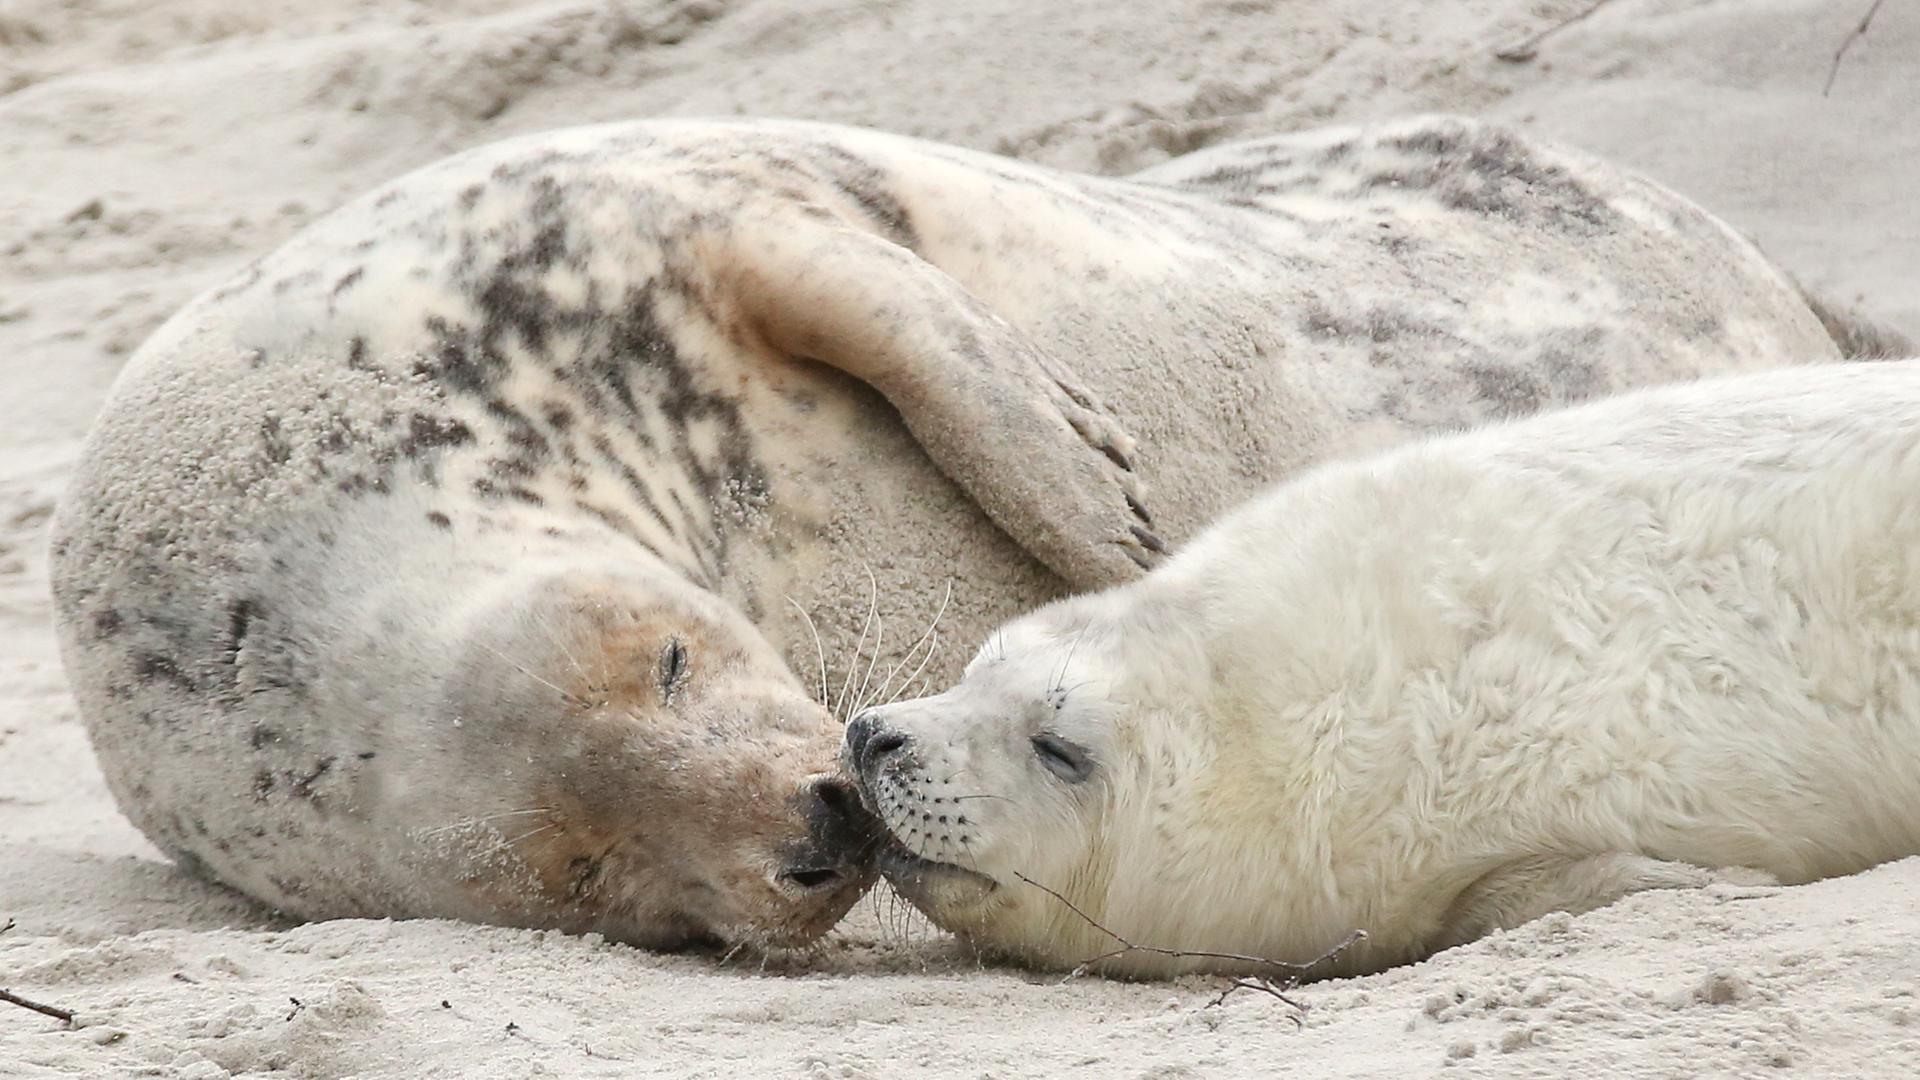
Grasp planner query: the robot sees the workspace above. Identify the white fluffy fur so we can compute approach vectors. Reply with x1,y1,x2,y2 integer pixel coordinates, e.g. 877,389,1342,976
857,359,1920,977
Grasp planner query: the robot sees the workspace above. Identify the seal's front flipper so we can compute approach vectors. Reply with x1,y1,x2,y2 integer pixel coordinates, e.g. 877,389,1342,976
719,215,1163,590
1434,853,1780,952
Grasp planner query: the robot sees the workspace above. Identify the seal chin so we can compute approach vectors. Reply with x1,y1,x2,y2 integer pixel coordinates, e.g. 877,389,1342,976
878,841,998,911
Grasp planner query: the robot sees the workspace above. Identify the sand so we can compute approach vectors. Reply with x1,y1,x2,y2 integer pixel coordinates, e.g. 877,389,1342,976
3,0,1917,1076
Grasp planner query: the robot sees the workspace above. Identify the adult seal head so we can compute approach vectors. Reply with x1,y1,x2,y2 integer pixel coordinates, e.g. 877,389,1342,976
848,360,1920,977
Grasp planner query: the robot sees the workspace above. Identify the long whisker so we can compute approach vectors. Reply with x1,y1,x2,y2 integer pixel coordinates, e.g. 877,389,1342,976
885,631,942,708
833,566,881,721
416,806,556,838
476,821,560,858
785,595,832,705
474,640,589,708
850,607,886,722
865,579,953,713
529,607,591,688
1052,626,1089,697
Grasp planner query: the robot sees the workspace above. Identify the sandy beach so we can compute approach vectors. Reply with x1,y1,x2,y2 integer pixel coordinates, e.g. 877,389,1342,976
4,1,1917,1075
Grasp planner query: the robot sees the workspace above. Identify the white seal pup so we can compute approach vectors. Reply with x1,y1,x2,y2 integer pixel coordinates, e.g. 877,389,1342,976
51,114,1855,949
848,359,1920,977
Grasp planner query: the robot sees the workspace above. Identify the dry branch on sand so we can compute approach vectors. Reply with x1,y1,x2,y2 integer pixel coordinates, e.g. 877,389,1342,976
1015,872,1367,1021
1,988,75,1026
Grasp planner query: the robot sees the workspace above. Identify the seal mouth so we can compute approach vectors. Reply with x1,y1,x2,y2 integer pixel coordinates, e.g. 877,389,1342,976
876,839,998,897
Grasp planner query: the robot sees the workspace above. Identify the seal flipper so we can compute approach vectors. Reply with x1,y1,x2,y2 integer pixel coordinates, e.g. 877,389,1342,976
717,214,1164,589
1433,853,1780,952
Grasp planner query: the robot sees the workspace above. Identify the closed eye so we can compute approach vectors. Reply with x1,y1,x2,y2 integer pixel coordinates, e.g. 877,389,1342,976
658,639,689,698
1030,733,1094,783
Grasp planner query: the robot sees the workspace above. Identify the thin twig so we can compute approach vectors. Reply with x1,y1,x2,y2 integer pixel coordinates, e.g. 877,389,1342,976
1493,0,1621,63
1208,977,1306,1010
1013,871,1366,1017
1824,0,1889,96
1,988,75,1025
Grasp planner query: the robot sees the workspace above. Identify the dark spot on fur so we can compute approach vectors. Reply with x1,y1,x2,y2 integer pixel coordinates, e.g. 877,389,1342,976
1459,361,1547,416
93,608,123,639
133,651,196,692
826,170,917,248
571,500,661,558
318,418,352,455
335,473,389,497
426,511,452,529
249,725,279,749
209,262,265,303
225,598,259,665
1303,303,1452,347
260,415,292,466
1384,128,1466,157
403,413,474,457
288,757,335,802
1191,163,1262,187
504,418,551,458
489,456,537,481
1375,230,1419,258
330,267,364,298
1538,328,1609,402
1365,126,1619,233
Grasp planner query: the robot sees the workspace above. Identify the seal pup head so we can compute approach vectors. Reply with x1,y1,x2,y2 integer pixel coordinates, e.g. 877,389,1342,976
843,587,1218,972
408,561,881,952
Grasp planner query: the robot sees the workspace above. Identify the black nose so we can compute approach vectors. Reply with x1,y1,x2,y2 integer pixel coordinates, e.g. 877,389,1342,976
845,709,910,772
806,776,875,846
780,776,881,891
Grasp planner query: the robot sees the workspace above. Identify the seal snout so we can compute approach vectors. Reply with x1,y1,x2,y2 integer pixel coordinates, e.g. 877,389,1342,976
777,775,881,892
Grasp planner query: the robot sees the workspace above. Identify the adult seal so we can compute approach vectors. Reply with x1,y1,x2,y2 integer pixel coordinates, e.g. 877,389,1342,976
50,115,1861,949
847,360,1920,977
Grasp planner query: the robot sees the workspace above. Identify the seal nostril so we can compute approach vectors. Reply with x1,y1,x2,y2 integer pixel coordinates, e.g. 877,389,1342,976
808,775,881,851
846,711,912,772
813,776,856,820
844,710,880,757
868,731,908,760
780,867,840,890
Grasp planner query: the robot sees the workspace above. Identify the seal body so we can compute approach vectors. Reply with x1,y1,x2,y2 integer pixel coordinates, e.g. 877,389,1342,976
51,115,1841,945
849,360,1920,977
